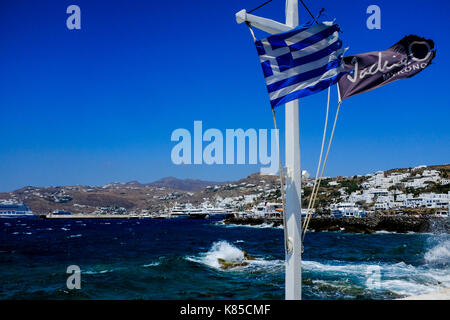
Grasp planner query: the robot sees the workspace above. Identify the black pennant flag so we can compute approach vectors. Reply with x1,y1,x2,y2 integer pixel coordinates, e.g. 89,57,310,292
338,35,436,100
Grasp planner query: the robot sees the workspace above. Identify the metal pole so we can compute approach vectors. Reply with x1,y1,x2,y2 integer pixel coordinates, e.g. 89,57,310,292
284,0,302,300
235,0,302,300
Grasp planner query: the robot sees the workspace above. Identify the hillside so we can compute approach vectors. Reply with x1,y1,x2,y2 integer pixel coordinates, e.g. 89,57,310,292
1,164,448,215
148,177,227,192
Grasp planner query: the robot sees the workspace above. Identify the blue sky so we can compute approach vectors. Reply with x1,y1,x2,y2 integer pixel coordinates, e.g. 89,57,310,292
0,0,449,191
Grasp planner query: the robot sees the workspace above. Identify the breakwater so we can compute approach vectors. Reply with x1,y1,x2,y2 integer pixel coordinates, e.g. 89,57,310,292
223,216,450,234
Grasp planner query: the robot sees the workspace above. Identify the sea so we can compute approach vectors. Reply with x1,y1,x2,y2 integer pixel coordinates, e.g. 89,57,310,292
0,216,448,300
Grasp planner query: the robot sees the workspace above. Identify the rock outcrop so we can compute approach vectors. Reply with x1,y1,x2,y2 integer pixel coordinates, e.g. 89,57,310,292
223,216,450,234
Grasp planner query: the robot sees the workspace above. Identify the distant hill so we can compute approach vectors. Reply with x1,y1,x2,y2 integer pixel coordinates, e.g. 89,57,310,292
148,177,227,192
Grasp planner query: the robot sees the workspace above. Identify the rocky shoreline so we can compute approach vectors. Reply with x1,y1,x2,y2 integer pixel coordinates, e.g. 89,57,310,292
222,216,450,234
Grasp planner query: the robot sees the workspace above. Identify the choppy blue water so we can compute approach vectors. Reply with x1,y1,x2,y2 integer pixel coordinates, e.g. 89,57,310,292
0,217,448,300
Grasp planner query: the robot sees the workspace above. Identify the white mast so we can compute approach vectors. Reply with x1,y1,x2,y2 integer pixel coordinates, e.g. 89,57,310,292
236,0,302,300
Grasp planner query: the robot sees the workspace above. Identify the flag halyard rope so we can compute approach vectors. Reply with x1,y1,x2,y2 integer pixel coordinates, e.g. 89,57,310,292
302,86,330,232
302,95,342,244
245,22,257,42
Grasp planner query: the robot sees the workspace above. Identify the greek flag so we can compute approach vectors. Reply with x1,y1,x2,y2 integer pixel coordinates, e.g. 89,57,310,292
255,21,346,108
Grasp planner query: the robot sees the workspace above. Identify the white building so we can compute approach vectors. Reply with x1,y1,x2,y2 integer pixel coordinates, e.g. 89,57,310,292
404,192,449,209
374,202,389,210
330,202,366,218
422,169,440,177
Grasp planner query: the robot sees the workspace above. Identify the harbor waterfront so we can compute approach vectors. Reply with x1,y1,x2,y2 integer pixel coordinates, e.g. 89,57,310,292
0,216,448,300
1,165,448,300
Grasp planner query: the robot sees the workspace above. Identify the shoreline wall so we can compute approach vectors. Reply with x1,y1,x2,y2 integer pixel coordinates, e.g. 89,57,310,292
223,216,450,234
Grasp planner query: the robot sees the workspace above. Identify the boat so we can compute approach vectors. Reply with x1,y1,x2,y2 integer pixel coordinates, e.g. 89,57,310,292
185,208,210,219
0,201,33,216
200,201,226,214
201,203,231,219
151,213,173,219
169,205,188,217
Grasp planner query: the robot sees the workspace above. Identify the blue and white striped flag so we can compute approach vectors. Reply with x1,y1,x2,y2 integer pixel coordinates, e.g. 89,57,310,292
255,21,346,108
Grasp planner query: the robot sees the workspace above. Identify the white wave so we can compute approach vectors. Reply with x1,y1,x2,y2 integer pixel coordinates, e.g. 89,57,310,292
258,222,276,228
381,279,438,296
311,279,348,288
303,258,450,298
424,239,450,265
375,230,425,235
235,240,245,243
243,259,284,273
68,234,82,238
220,222,280,229
303,260,376,274
142,262,161,267
382,262,450,297
304,260,419,278
61,227,70,231
84,269,114,275
408,231,433,235
186,240,283,272
188,241,244,269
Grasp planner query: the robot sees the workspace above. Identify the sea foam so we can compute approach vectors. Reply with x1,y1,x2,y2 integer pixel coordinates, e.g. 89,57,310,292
142,262,161,268
194,241,244,269
424,239,450,265
186,241,282,272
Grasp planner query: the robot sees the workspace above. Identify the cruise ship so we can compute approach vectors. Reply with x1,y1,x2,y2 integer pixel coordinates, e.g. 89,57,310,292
0,202,33,216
